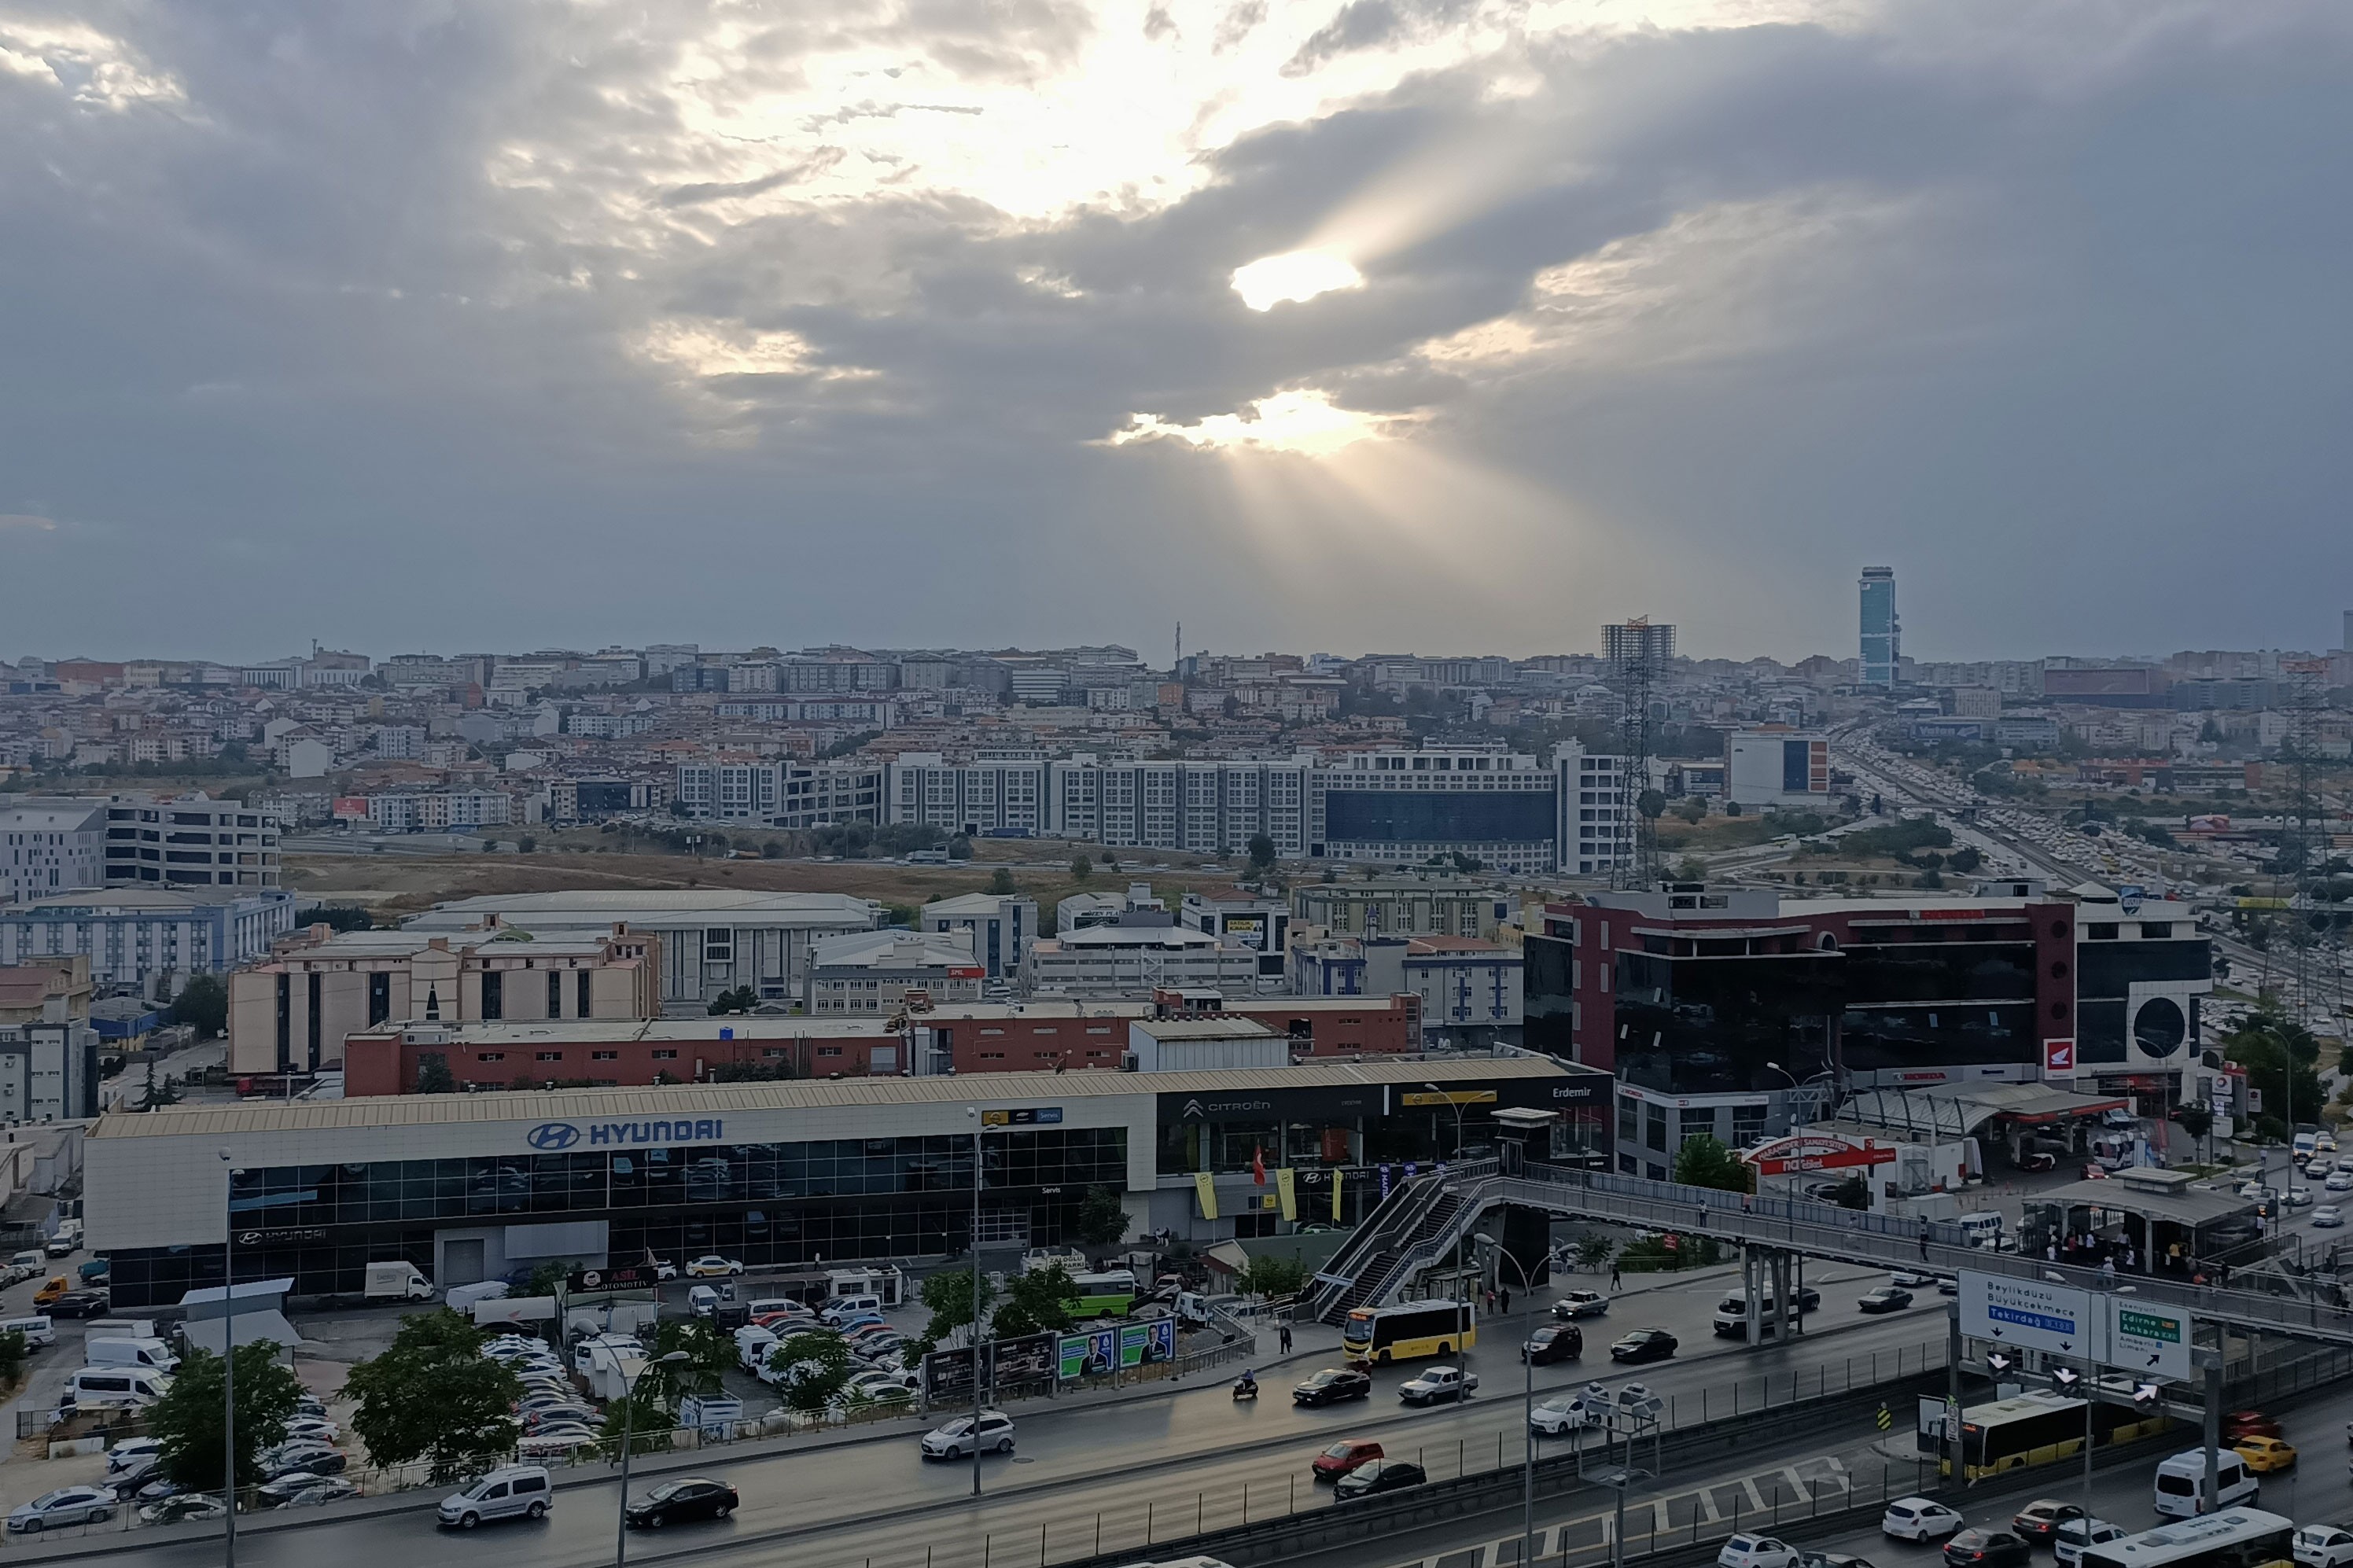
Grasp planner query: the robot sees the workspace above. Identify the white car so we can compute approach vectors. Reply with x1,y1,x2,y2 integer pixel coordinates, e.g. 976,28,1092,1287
2289,1187,2318,1209
9,1487,115,1533
2296,1528,2353,1568
2315,1206,2345,1229
1398,1365,1478,1405
921,1410,1014,1459
1718,1535,1800,1568
105,1437,164,1476
2057,1519,2127,1568
1883,1497,1965,1542
2326,1170,2353,1193
686,1255,744,1278
1552,1290,1609,1320
283,1416,341,1445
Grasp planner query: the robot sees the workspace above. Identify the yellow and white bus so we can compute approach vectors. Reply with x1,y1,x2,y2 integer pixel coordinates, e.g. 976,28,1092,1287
1342,1301,1475,1365
2082,1509,2293,1568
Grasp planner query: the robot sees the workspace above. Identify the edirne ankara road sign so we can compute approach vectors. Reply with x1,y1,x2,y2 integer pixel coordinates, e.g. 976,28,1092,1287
1957,1272,2196,1378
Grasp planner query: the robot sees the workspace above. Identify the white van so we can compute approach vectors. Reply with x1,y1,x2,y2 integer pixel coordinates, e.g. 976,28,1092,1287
734,1325,779,1371
1957,1213,2005,1249
436,1464,554,1529
67,1368,171,1408
2154,1448,2259,1518
687,1285,720,1318
819,1293,882,1325
571,1334,643,1375
87,1338,179,1374
0,1315,56,1349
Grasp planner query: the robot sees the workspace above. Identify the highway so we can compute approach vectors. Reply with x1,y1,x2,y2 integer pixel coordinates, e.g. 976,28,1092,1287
46,1274,1953,1568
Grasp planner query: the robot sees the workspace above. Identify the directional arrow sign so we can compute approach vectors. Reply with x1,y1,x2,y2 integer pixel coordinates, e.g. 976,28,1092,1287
1960,1271,2096,1358
2106,1299,2193,1382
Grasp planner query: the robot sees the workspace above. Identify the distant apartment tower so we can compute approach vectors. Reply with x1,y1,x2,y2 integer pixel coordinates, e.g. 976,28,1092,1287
1859,567,1898,687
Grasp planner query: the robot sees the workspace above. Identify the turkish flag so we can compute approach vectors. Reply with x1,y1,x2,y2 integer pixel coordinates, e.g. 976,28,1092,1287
1253,1146,1267,1185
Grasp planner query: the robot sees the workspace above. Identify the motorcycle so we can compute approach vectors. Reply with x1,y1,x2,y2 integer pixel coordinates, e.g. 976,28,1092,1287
1232,1375,1258,1403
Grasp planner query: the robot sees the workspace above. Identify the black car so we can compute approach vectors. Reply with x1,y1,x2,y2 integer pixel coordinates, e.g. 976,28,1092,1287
624,1478,739,1529
1858,1287,1913,1315
1522,1324,1582,1365
47,1291,109,1318
1292,1368,1373,1407
2011,1501,2085,1544
1943,1530,2031,1568
1609,1329,1677,1364
1333,1459,1427,1502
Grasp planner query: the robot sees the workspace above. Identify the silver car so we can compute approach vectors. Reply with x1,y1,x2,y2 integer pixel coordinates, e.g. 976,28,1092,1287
8,1487,114,1533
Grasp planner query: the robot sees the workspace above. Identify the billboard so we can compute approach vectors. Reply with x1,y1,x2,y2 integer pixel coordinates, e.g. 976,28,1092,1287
923,1331,1062,1400
332,796,370,820
1059,1325,1118,1379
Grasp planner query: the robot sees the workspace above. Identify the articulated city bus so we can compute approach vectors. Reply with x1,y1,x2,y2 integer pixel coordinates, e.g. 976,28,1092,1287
1343,1301,1475,1365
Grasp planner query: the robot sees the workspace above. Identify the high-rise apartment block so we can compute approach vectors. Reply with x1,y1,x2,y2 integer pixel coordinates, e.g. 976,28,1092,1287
1859,566,1898,686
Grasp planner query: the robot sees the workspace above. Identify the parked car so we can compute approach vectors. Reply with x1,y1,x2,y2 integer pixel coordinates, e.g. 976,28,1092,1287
1858,1287,1913,1315
2012,1500,2085,1543
257,1475,359,1510
141,1494,226,1527
686,1256,745,1277
1399,1365,1478,1405
1523,1324,1582,1365
1552,1290,1609,1320
1292,1368,1372,1407
263,1444,347,1478
105,1437,164,1476
921,1411,1014,1459
1610,1329,1677,1364
437,1466,553,1529
2293,1526,2353,1568
624,1477,739,1528
1334,1458,1427,1502
47,1290,110,1318
1883,1498,1966,1542
1719,1537,1802,1568
282,1416,341,1445
2019,1152,2058,1173
1313,1437,1384,1479
1943,1530,2031,1568
9,1487,114,1533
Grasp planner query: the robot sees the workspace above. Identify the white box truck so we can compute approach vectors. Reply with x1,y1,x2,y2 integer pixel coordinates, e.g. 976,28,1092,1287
366,1262,435,1301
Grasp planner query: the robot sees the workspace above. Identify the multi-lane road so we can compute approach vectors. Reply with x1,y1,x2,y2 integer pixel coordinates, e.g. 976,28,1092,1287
44,1274,1954,1568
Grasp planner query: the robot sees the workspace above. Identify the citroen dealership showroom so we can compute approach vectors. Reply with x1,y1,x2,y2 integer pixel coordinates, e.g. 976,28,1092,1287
89,1055,1605,1308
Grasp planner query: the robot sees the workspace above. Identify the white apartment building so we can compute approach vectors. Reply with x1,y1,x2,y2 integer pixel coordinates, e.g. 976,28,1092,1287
673,760,885,828
1555,743,1631,878
1305,749,1557,874
0,887,297,1000
1023,924,1263,998
805,929,984,1014
364,791,514,832
1,801,107,904
101,793,282,890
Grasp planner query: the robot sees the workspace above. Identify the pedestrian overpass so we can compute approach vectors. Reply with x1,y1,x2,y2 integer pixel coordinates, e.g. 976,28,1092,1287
1305,1160,2353,1347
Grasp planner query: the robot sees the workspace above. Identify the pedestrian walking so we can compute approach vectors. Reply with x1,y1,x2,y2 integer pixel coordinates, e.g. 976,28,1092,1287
1917,1219,1930,1260
1609,1261,1622,1290
1500,1286,1512,1315
1279,1322,1293,1354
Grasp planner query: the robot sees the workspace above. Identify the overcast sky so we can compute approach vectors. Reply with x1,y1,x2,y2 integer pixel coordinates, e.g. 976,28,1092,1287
3,0,2348,665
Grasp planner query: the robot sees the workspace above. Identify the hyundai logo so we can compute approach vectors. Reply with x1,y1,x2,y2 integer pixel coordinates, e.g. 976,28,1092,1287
527,1122,582,1150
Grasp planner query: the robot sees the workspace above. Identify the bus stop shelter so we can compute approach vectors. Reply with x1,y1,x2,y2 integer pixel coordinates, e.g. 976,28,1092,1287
2020,1168,2259,1275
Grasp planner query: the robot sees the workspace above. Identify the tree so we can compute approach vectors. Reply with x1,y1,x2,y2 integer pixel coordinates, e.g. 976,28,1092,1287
1672,797,1707,824
948,834,973,860
988,867,1017,896
0,1328,28,1389
293,904,372,933
414,1053,458,1095
1570,1235,1616,1274
516,834,536,853
1724,800,1744,817
1636,789,1667,822
1073,1185,1129,1249
1236,1253,1309,1299
168,973,228,1040
1070,854,1093,881
768,1330,854,1414
1949,845,1983,874
344,1309,522,1484
150,1342,302,1494
136,1060,180,1111
598,1389,676,1456
915,1265,997,1353
642,1318,733,1405
992,1264,1077,1339
1246,833,1278,874
706,985,757,1015
2226,1007,2324,1133
1671,1133,1755,1194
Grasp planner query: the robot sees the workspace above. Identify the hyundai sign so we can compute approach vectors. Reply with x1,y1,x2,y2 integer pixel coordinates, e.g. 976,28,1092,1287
528,1119,724,1150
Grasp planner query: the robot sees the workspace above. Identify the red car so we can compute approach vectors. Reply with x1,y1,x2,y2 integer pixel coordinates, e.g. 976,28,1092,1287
2225,1411,2281,1441
1313,1438,1384,1481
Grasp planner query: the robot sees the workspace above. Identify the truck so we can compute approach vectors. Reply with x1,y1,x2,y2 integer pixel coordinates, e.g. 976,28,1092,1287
87,1318,156,1342
366,1261,434,1301
87,1337,180,1374
46,1220,83,1257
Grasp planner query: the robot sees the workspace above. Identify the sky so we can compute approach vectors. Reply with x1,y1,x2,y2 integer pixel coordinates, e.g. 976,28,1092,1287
2,0,2350,665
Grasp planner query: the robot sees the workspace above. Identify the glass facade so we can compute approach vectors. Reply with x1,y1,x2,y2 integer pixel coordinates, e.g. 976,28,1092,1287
1321,790,1556,844
1612,950,1842,1096
109,1127,1125,1309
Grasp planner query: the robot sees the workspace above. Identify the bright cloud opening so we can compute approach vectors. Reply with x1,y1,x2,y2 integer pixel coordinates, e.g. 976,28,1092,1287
1230,252,1365,311
1108,388,1408,457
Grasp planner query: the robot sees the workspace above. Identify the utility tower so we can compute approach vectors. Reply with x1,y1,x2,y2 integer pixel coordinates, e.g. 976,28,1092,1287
1603,618,1675,889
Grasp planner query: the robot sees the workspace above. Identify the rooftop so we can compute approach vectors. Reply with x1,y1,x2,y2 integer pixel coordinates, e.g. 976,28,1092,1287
409,890,879,927
1132,1018,1280,1041
2,887,291,914
91,1053,1583,1137
922,893,1029,916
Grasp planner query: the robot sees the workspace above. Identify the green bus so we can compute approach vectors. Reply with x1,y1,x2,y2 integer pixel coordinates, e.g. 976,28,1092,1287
1066,1269,1138,1319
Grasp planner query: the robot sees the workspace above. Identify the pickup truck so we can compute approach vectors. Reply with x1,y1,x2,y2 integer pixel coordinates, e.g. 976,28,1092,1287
1398,1365,1478,1405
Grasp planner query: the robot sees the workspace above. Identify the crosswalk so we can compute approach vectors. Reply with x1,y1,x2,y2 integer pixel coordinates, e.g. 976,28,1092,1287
1373,1452,1884,1568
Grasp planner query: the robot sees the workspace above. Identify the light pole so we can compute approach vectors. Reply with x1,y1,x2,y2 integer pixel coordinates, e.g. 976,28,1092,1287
1422,1080,1475,1356
964,1106,987,1500
218,1150,237,1562
614,1349,690,1568
1473,1230,1563,1568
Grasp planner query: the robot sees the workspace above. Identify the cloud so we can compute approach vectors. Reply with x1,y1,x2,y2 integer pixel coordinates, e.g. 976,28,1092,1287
1107,388,1416,455
0,514,59,533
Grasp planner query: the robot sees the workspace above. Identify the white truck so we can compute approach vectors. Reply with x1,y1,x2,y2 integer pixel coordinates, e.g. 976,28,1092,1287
366,1262,435,1301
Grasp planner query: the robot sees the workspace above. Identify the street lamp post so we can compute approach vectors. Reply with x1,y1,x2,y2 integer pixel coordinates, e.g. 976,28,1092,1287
1421,1081,1473,1377
614,1349,690,1568
1473,1231,1563,1568
965,1106,987,1500
218,1150,237,1565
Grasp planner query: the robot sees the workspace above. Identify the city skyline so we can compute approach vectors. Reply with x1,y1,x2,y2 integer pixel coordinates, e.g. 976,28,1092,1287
3,2,2350,659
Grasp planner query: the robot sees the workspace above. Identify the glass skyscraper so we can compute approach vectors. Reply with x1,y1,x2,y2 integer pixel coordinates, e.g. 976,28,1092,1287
1859,566,1898,686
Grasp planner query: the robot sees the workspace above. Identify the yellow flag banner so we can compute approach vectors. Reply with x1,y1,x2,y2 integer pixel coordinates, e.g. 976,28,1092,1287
1193,1172,1218,1220
1332,1167,1344,1221
1276,1166,1297,1221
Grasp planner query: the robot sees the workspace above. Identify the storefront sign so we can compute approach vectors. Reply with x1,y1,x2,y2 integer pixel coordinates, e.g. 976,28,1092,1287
1744,1136,1895,1177
981,1106,1063,1126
